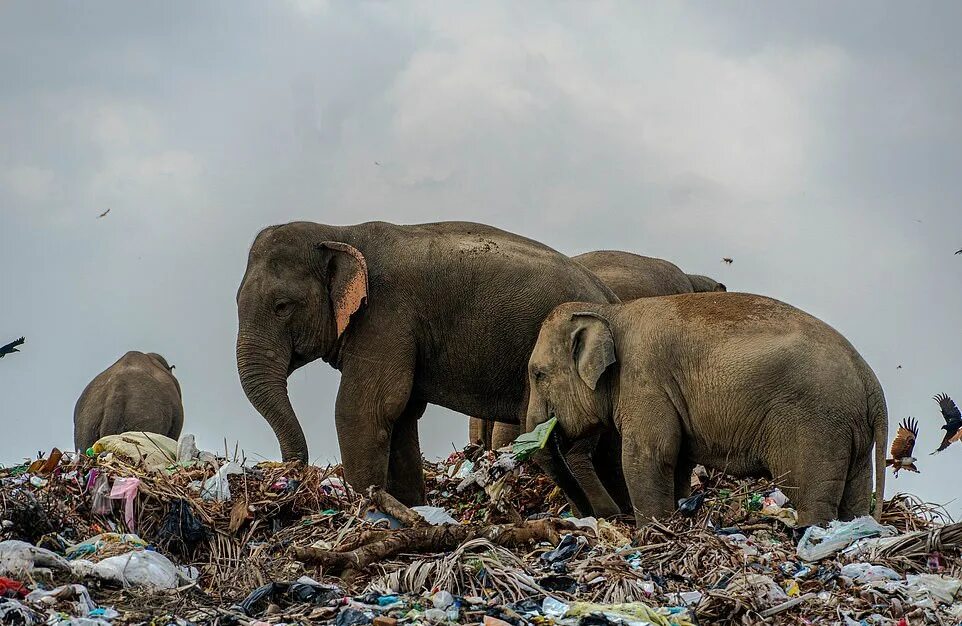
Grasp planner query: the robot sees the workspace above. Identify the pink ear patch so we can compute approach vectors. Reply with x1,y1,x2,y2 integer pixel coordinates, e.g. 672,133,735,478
321,242,369,338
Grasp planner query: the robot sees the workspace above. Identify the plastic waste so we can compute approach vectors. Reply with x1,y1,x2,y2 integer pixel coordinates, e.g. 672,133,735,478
677,493,705,517
667,591,702,606
364,510,402,529
541,534,587,565
542,596,570,618
431,590,454,609
0,577,27,598
566,601,693,626
156,498,209,554
200,462,243,501
482,616,513,626
234,579,343,615
89,472,112,516
539,574,578,593
412,506,459,526
71,549,197,589
760,503,799,527
510,417,557,461
92,432,178,469
25,583,97,615
724,573,787,607
796,516,897,561
0,598,42,626
336,607,372,626
65,533,147,560
905,573,962,605
176,434,200,463
108,477,141,530
839,562,901,583
0,540,71,577
746,493,764,511
424,608,448,623
929,551,946,573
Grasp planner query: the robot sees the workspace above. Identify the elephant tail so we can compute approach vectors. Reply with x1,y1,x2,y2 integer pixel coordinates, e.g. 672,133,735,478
870,389,888,520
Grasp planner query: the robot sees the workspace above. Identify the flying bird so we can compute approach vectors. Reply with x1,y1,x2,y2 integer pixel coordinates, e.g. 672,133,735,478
931,393,962,454
956,248,961,255
897,365,902,370
0,337,25,358
886,417,920,476
97,209,110,218
722,257,733,265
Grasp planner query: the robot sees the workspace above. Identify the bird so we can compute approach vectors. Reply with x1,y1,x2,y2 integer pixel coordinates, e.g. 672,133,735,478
897,365,903,370
930,393,962,454
374,161,381,166
956,248,961,255
0,337,25,358
886,417,920,476
97,209,110,218
722,257,733,264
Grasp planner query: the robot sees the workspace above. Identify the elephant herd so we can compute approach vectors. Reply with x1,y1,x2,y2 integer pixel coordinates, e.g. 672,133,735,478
72,220,887,528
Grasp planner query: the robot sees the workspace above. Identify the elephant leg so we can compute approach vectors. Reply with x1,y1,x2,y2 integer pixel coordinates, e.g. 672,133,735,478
674,459,695,502
621,395,682,524
836,454,873,521
469,417,494,448
769,429,848,527
566,435,621,518
387,400,428,506
334,350,416,501
491,422,520,449
593,429,631,515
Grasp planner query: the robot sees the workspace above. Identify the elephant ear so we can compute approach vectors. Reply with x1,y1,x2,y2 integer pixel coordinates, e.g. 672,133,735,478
570,312,616,390
317,241,369,339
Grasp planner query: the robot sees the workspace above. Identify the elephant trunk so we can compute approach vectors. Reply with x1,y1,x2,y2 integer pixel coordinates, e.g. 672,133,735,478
543,429,595,517
236,330,308,462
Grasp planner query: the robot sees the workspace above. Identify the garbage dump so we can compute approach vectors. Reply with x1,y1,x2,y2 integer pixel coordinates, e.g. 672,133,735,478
0,435,959,625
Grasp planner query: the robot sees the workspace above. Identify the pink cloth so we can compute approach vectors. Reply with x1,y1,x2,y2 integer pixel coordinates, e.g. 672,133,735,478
109,477,140,531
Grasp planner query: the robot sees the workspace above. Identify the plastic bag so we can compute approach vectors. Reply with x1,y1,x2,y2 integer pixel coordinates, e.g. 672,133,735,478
92,432,178,469
541,534,587,565
796,516,897,562
25,583,97,615
839,563,901,583
510,417,557,461
677,493,705,517
412,506,459,526
109,477,140,530
71,550,197,589
89,472,112,516
906,573,962,605
176,434,200,463
0,540,71,577
66,533,147,560
157,499,209,555
0,598,42,626
566,601,691,626
201,462,243,501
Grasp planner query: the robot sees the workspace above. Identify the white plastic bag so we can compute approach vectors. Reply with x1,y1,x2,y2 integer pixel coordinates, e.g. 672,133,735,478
412,506,459,526
72,550,197,589
906,573,962,605
25,583,97,615
201,462,243,501
0,598,42,625
0,540,71,577
839,562,901,583
796,516,897,561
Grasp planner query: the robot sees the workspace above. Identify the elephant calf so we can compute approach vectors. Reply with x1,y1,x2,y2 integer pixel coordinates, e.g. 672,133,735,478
526,293,887,527
74,351,184,451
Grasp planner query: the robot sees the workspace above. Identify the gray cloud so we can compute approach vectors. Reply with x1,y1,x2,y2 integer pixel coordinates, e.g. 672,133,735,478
1,1,960,512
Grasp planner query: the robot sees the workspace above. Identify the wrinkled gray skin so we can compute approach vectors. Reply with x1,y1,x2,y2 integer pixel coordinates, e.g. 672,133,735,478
73,351,183,451
472,250,727,450
236,221,627,513
526,294,888,527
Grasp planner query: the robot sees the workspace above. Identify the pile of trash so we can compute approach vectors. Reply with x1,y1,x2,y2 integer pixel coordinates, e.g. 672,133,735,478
0,427,960,625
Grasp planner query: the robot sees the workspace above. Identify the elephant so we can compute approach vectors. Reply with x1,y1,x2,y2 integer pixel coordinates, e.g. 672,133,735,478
525,293,888,527
687,274,727,293
471,250,727,450
73,351,184,451
235,220,629,513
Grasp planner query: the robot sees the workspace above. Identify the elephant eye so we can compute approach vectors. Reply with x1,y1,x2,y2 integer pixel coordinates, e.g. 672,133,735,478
274,300,295,317
533,369,547,382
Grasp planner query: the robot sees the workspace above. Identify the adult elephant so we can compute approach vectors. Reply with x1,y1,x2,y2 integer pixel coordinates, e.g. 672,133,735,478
74,351,183,451
235,221,626,512
471,250,727,450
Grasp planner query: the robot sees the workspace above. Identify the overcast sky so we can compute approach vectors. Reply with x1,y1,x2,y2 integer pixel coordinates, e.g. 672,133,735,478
1,1,960,514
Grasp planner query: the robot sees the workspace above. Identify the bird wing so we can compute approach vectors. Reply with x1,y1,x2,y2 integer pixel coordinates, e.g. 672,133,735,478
934,393,962,424
0,337,25,353
889,417,918,459
934,429,957,453
98,209,110,218
956,248,962,255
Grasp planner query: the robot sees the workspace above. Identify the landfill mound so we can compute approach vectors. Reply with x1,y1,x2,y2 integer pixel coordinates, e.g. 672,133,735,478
0,437,960,626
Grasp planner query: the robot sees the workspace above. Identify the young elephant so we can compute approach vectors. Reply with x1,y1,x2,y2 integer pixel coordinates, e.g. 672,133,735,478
472,251,727,450
73,351,184,451
526,294,887,527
